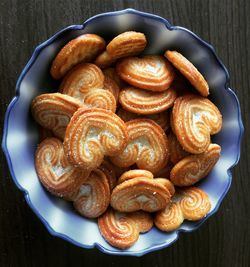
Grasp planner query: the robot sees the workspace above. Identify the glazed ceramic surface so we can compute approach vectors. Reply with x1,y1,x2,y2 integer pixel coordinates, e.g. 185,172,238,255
2,9,244,256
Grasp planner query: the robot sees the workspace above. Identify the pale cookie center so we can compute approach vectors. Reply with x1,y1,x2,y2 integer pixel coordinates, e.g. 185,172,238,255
46,154,71,181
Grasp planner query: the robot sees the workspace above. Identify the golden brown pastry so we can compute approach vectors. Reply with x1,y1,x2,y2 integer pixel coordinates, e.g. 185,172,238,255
107,31,147,58
155,187,211,231
110,119,169,173
83,89,116,112
117,108,170,132
119,86,177,115
168,131,190,164
50,34,106,79
111,170,174,212
165,50,209,97
64,107,128,170
118,169,154,184
59,63,104,96
98,208,153,249
170,144,221,186
31,93,82,139
35,137,89,198
178,187,211,220
73,169,110,218
116,56,175,92
59,63,116,112
172,94,222,154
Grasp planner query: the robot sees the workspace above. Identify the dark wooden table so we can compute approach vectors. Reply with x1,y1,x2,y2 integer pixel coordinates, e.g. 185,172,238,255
0,1,249,266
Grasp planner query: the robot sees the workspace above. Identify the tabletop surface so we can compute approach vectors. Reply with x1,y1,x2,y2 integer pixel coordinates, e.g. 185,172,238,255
0,0,249,266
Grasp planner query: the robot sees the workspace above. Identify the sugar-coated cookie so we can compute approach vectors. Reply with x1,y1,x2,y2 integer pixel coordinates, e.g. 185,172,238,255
31,93,82,139
155,187,211,231
64,108,128,170
110,119,169,173
119,86,177,115
35,137,89,198
51,34,105,79
172,94,222,154
116,56,175,91
165,50,209,97
170,144,221,186
98,208,153,249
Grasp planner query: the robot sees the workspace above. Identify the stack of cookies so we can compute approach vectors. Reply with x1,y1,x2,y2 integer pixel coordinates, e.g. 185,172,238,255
31,31,222,249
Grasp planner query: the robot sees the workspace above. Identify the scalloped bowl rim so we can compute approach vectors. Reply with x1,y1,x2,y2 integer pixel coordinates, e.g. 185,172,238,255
2,9,244,256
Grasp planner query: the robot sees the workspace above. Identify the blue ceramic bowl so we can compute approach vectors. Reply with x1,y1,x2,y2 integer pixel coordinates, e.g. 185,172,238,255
2,9,244,256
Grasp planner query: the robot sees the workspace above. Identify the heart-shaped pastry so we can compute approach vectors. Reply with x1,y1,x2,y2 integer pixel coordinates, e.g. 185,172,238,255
50,34,106,79
119,86,177,115
35,137,89,198
59,63,104,97
31,93,82,139
116,56,175,92
64,108,128,170
155,187,211,232
111,170,174,212
117,107,170,131
110,119,169,173
165,50,209,97
168,131,190,164
107,31,147,59
59,63,116,112
172,94,222,154
73,168,110,218
98,208,153,249
170,144,221,186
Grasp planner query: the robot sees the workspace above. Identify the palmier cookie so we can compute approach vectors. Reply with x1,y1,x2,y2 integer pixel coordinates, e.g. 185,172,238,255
31,93,82,139
98,208,153,249
116,56,175,92
117,108,170,131
59,63,116,112
119,86,177,115
172,94,222,154
168,131,190,164
73,168,110,218
170,144,221,186
165,50,209,97
155,187,211,231
50,34,105,79
110,171,174,212
107,31,147,59
59,63,104,96
110,119,169,173
35,137,89,198
64,108,128,170
118,169,154,184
